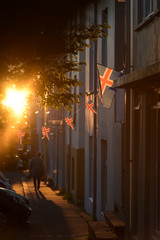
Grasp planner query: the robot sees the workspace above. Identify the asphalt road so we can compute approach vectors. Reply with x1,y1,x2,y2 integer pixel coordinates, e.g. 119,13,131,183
1,171,89,240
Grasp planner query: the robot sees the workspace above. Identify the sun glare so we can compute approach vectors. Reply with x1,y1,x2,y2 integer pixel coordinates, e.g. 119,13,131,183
3,87,30,117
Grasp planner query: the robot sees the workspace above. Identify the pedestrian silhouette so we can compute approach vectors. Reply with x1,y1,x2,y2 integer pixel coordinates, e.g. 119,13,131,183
30,152,45,191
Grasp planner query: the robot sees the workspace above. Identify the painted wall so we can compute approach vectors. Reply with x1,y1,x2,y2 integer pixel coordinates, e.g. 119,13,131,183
84,0,125,220
64,9,86,199
133,0,160,71
70,147,85,204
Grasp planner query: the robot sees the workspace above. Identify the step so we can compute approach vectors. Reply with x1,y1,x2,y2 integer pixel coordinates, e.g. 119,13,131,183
104,212,125,237
88,221,118,240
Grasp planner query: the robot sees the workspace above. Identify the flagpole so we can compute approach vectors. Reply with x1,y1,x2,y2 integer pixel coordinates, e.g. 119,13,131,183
93,0,98,221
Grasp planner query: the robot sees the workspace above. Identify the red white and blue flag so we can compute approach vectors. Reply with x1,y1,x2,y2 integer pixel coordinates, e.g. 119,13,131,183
97,64,123,108
17,130,25,145
42,126,50,140
65,117,74,130
86,102,97,114
97,64,122,95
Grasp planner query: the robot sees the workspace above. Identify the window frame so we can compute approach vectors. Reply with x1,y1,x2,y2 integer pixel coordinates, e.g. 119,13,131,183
138,0,153,24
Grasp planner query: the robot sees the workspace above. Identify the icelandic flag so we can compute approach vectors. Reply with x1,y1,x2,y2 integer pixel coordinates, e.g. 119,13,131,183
42,126,50,140
97,64,123,108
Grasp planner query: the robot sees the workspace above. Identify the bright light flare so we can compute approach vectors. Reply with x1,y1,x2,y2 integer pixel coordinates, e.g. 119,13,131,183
3,87,30,117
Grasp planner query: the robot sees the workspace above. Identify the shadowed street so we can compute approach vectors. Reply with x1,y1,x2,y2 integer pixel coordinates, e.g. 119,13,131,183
1,171,89,240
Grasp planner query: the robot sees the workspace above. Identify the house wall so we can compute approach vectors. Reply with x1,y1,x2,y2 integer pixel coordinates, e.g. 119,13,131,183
84,0,125,220
36,107,65,189
133,0,160,71
128,2,160,240
84,2,96,217
64,9,85,203
114,1,160,239
50,124,65,189
70,147,85,204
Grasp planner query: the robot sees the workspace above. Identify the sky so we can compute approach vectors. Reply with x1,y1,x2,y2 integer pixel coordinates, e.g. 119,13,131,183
0,0,89,59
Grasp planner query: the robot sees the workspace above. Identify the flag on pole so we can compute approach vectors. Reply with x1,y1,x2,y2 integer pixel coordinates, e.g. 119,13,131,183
102,87,117,108
97,64,122,95
86,102,97,114
97,64,123,108
17,130,25,145
42,126,50,140
65,117,74,130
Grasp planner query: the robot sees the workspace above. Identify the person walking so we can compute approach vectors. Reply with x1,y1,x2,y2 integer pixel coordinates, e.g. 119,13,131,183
30,152,45,191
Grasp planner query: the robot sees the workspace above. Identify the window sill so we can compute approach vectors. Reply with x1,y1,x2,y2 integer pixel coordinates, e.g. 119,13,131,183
134,9,160,32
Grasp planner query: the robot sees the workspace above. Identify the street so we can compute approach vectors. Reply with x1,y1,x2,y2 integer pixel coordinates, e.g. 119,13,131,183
1,172,89,240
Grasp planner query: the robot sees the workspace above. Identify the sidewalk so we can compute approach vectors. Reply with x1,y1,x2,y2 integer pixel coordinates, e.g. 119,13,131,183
21,176,90,240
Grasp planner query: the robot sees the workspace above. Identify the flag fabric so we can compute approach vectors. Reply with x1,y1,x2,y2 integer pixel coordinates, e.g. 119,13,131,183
86,102,97,114
17,130,25,145
42,126,50,140
97,68,103,104
65,117,74,130
97,64,122,95
102,87,117,108
97,64,122,108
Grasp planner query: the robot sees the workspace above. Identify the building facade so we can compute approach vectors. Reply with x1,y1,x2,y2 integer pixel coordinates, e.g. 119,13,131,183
83,0,125,220
115,0,160,240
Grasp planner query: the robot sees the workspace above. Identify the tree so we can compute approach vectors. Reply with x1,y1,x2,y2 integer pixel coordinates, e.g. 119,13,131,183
1,23,110,111
0,1,111,111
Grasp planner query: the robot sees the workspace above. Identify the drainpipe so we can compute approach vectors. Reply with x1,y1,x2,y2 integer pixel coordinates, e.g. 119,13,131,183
130,0,133,73
129,0,134,231
93,0,98,221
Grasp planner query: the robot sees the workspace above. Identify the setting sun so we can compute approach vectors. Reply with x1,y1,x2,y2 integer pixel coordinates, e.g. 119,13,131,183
3,87,30,117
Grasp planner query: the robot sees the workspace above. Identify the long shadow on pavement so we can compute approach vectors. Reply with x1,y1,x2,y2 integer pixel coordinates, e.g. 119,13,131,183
1,173,73,240
1,196,72,240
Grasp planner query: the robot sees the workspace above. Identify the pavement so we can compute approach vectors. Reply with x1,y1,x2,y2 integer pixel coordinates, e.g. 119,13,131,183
2,171,91,240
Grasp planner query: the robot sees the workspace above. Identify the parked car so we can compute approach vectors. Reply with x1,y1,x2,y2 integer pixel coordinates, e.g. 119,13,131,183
0,172,14,191
0,171,10,184
0,179,14,191
0,187,31,230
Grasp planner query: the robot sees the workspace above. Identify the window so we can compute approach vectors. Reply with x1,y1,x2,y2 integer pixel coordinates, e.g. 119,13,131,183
138,0,153,23
102,8,108,66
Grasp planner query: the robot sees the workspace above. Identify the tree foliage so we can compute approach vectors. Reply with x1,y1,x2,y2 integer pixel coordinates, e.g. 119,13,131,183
0,22,111,111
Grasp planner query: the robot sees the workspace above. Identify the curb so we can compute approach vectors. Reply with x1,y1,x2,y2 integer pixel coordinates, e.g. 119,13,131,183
22,178,32,199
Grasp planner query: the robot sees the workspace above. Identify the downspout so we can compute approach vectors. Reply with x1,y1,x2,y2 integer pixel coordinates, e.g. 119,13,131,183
130,0,133,73
93,0,98,221
129,0,133,232
123,0,134,238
